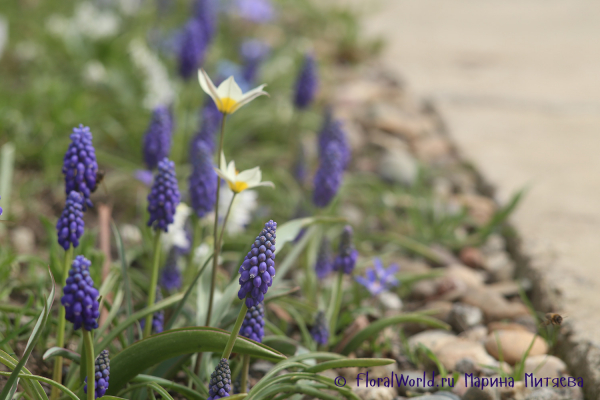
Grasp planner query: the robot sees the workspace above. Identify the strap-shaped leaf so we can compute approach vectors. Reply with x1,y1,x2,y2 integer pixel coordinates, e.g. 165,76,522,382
42,347,81,363
305,357,394,373
132,374,205,400
106,326,286,394
0,371,78,400
0,349,46,400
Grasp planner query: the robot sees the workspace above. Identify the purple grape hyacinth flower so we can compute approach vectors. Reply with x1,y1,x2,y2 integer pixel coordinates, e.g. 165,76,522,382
0,196,3,215
312,141,344,208
240,302,265,343
318,108,350,169
231,0,275,23
193,0,217,42
56,191,85,250
333,225,358,275
178,18,207,80
61,255,100,331
160,248,182,291
189,141,217,218
315,237,333,279
240,39,270,84
140,288,164,333
355,258,399,296
143,106,173,170
62,124,98,209
293,53,318,109
237,220,277,308
310,311,329,345
147,158,181,232
208,358,231,400
190,99,221,159
134,169,154,187
84,349,110,399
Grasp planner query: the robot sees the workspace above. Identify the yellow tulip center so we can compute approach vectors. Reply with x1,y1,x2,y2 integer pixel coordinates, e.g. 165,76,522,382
229,181,248,193
218,97,238,114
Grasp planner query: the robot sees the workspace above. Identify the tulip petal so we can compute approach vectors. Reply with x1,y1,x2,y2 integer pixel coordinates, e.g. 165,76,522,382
198,69,223,110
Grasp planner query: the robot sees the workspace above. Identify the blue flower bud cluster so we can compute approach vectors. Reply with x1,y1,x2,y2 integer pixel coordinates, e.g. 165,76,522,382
240,39,270,84
310,311,329,345
147,158,181,232
62,124,98,209
240,302,265,343
333,225,358,275
56,191,85,250
190,100,220,159
293,53,318,109
178,18,207,80
143,106,173,170
208,358,231,400
160,248,182,292
312,141,344,208
318,108,350,169
84,349,110,399
189,141,217,218
61,255,100,331
315,237,333,279
238,220,277,308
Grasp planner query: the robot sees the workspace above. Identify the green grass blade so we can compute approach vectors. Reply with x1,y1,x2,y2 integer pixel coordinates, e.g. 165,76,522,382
42,347,81,364
132,374,206,400
305,358,394,373
416,344,447,378
0,371,79,400
111,221,134,346
0,349,46,400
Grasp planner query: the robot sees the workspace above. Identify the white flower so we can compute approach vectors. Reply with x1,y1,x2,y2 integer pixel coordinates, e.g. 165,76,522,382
219,187,258,235
214,152,274,193
161,203,192,251
129,38,175,109
198,69,268,114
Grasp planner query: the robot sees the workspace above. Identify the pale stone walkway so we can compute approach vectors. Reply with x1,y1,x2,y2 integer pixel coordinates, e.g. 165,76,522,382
360,0,600,344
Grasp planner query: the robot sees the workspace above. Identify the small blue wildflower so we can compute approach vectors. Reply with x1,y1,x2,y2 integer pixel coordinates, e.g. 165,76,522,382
147,158,181,232
355,258,399,296
84,349,110,399
178,18,207,80
62,124,98,209
189,141,217,218
240,39,270,84
318,108,350,169
56,191,85,250
140,288,164,334
193,0,217,42
160,248,182,291
312,141,344,208
333,225,358,275
208,358,232,400
61,255,100,331
293,54,318,109
190,99,221,159
310,311,329,345
238,220,277,308
240,302,265,343
231,0,275,23
315,238,333,279
143,106,173,170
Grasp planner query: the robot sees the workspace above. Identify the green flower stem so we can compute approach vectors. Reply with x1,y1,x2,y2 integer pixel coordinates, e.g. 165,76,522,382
240,354,250,394
221,303,248,360
82,329,95,400
205,114,227,327
217,193,237,251
144,231,162,338
328,270,344,344
185,214,202,281
50,246,73,400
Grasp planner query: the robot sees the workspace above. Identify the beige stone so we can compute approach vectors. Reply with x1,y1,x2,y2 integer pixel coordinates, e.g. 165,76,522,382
484,330,548,365
461,287,530,322
408,329,457,353
435,338,497,371
524,354,567,379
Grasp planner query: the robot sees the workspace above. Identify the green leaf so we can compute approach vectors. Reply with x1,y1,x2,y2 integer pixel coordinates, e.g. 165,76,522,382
276,217,346,253
305,358,394,373
340,314,450,355
0,267,55,400
99,397,128,400
42,347,81,364
262,336,298,356
132,374,205,400
0,349,46,400
106,326,286,394
148,382,175,400
111,221,135,346
0,371,79,400
416,344,447,378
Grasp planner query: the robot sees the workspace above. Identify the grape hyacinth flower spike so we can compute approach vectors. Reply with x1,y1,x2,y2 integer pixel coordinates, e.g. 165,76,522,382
198,69,268,115
147,158,181,232
240,302,265,342
143,106,173,170
189,141,217,218
61,256,100,331
312,140,344,208
293,53,318,109
56,191,85,250
178,18,207,80
311,311,329,346
356,258,399,296
240,39,270,84
140,288,164,334
315,237,333,279
318,108,350,169
333,225,359,275
62,124,98,209
160,248,182,292
193,0,217,43
190,99,220,159
84,350,110,399
207,358,231,400
238,220,277,308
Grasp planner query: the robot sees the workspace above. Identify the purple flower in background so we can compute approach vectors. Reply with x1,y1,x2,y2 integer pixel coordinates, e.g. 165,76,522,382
238,220,277,308
310,311,329,345
56,191,85,250
0,196,3,215
189,141,217,218
61,256,100,331
84,350,110,399
293,53,318,109
178,18,207,80
207,358,231,400
231,0,275,23
333,225,358,275
134,169,154,187
143,106,173,170
240,302,265,343
62,124,98,209
147,158,181,232
293,142,307,185
160,248,182,291
355,258,399,296
216,60,251,92
240,39,270,84
315,238,333,279
140,288,164,333
312,141,344,208
190,99,221,159
193,0,217,42
318,108,350,169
